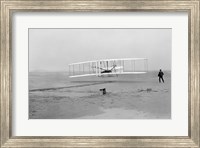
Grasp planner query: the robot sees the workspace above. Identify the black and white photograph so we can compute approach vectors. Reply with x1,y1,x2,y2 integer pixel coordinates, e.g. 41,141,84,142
29,28,171,119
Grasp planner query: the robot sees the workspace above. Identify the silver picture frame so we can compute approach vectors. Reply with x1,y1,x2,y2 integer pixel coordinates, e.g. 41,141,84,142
0,0,199,147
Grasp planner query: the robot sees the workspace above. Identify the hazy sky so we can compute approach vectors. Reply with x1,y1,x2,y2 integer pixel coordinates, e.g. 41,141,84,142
29,28,171,72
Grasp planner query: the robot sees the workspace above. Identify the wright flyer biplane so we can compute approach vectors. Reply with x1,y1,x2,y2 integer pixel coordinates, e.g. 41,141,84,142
68,58,148,78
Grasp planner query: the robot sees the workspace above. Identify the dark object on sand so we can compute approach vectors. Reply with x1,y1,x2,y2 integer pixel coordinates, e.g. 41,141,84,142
138,88,152,93
100,88,106,95
147,88,152,92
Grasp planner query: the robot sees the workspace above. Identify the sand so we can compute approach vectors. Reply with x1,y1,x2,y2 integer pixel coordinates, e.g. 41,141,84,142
29,71,171,119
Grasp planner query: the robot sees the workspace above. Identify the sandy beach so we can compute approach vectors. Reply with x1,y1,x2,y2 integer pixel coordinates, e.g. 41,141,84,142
29,71,171,119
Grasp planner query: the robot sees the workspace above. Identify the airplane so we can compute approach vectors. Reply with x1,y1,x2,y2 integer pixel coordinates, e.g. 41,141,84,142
68,58,148,78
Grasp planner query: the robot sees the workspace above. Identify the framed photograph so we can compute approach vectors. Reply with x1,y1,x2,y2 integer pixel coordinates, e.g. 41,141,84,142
0,0,199,147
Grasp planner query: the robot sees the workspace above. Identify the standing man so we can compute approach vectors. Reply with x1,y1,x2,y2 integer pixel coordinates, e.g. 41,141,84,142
158,69,164,83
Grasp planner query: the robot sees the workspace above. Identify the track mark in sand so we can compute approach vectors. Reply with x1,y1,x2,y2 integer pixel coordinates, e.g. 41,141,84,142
29,81,113,92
